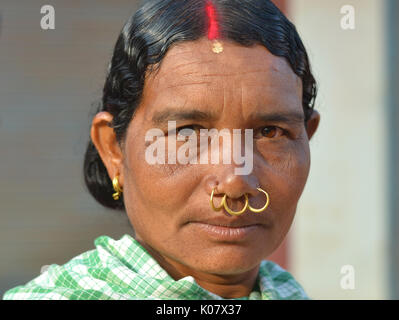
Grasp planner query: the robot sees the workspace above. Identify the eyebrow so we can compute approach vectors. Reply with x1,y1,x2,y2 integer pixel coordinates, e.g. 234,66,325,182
252,111,305,125
151,108,219,125
151,107,305,126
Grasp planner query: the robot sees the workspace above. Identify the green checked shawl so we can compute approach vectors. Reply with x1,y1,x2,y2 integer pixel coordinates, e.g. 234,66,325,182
3,234,309,300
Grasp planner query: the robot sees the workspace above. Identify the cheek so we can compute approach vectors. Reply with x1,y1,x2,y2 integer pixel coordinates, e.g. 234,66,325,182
125,134,199,212
256,138,310,205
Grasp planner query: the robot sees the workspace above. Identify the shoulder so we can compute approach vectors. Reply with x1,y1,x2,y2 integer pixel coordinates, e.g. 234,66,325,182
3,235,136,300
258,260,310,300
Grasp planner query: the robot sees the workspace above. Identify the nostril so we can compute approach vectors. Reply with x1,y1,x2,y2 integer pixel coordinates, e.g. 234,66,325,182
248,186,262,198
204,175,220,195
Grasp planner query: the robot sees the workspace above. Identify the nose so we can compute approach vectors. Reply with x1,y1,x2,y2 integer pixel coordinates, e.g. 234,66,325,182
205,170,260,199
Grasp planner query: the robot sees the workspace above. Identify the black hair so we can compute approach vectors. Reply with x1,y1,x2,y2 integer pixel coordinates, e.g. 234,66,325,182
83,0,317,211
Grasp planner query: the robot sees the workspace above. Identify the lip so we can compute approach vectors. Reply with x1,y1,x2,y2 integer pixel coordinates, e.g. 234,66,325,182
189,222,263,242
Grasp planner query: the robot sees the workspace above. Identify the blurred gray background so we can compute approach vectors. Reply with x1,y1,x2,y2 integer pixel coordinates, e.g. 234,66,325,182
0,0,141,296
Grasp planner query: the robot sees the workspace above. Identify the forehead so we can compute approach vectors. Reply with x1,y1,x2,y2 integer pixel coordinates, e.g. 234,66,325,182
141,38,302,116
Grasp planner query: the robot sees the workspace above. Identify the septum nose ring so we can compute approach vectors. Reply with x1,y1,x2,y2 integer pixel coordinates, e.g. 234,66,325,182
210,187,270,216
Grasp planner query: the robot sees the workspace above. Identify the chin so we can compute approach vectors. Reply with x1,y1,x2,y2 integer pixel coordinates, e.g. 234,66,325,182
185,245,269,275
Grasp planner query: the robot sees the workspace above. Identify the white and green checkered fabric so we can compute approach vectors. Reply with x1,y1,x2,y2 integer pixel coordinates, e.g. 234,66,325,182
3,234,309,300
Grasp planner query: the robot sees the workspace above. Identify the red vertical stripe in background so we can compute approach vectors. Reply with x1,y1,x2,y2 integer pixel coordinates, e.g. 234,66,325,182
265,0,289,271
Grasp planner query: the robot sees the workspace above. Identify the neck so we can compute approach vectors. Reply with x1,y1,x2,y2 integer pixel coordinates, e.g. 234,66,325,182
172,265,260,299
137,239,260,299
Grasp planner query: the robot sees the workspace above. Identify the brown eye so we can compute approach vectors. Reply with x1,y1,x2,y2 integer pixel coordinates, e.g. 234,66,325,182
261,126,284,138
176,125,202,138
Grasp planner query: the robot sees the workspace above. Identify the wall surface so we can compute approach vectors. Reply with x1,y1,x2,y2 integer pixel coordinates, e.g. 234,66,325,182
0,0,139,296
289,0,389,299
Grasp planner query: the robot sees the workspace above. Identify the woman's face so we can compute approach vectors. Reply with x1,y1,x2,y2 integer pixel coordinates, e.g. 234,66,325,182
94,38,320,278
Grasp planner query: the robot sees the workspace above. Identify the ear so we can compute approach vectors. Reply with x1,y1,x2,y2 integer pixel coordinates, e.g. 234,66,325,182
305,109,320,141
90,112,124,186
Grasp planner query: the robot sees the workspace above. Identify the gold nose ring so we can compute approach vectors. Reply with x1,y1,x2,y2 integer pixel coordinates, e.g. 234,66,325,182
210,187,270,215
210,188,225,211
247,188,270,213
210,187,249,216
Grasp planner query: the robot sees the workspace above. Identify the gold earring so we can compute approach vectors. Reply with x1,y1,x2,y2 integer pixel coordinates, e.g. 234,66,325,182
210,187,249,216
112,175,123,200
247,187,270,213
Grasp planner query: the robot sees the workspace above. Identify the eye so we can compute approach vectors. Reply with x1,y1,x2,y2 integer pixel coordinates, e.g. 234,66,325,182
257,126,286,139
176,125,203,137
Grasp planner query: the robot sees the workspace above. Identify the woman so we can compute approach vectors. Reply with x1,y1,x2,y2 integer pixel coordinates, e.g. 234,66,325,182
4,0,320,300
